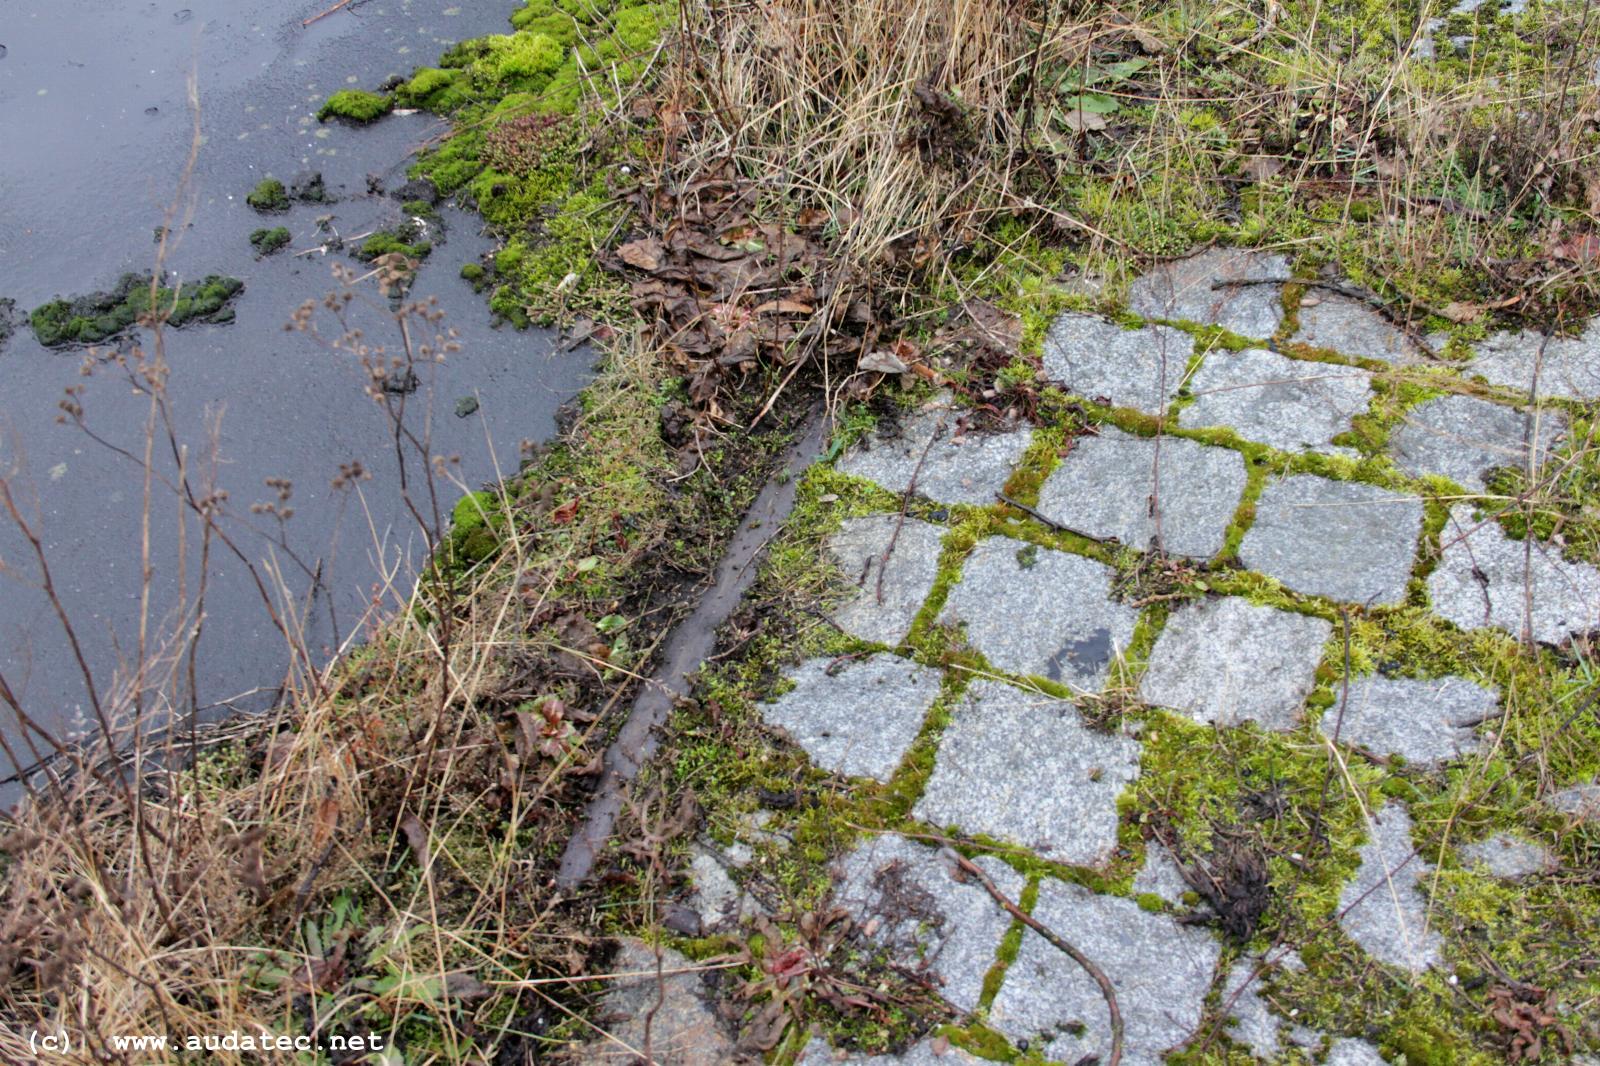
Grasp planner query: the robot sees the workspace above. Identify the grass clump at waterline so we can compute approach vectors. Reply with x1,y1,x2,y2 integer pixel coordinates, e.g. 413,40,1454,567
248,226,291,256
316,88,391,124
245,177,290,213
29,272,244,347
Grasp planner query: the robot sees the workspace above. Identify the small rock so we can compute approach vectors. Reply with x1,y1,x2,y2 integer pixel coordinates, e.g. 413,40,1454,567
1127,247,1289,338
454,396,480,418
389,176,440,206
1139,597,1331,730
1547,780,1600,822
581,939,738,1065
1336,803,1442,974
1131,840,1189,905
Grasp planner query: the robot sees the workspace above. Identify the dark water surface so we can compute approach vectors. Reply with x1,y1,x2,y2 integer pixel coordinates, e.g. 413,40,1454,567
0,0,589,774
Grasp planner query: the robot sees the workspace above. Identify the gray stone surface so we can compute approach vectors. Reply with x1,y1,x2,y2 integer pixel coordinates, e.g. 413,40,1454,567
1389,393,1568,491
940,537,1139,691
1548,781,1600,822
796,1038,985,1065
587,939,737,1065
1459,832,1555,878
1221,952,1310,1059
837,397,1034,506
826,516,946,645
762,654,942,781
988,879,1222,1066
1321,675,1497,766
1240,475,1423,605
832,833,1022,1013
687,845,759,931
1336,803,1442,974
1428,504,1600,645
1035,427,1248,559
914,681,1141,865
1127,247,1289,338
1467,323,1600,400
1180,347,1374,453
1131,841,1189,905
1294,293,1422,363
1139,597,1332,729
1326,1038,1390,1066
1042,313,1195,412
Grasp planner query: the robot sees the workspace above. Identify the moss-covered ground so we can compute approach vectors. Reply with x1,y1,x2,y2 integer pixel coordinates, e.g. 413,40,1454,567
29,272,244,347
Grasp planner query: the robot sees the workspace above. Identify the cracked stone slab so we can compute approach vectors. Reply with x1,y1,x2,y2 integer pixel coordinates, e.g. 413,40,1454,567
1389,393,1568,492
1131,841,1189,905
762,654,942,781
832,833,1022,1014
1127,247,1289,338
1327,1038,1391,1066
1035,427,1248,560
1240,475,1423,605
1459,833,1556,878
825,515,946,645
585,939,736,1064
1428,504,1600,645
1042,313,1196,412
837,397,1034,506
1337,803,1442,974
796,1037,986,1065
1293,293,1422,363
1179,347,1374,453
914,681,1141,865
1467,323,1600,400
940,537,1139,691
989,880,1221,1066
1222,952,1314,1059
1548,781,1600,822
1139,597,1332,730
1321,675,1497,766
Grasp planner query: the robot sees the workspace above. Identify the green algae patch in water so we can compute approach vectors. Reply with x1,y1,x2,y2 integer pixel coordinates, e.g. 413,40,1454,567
249,226,291,256
316,89,391,124
29,273,244,348
245,178,290,213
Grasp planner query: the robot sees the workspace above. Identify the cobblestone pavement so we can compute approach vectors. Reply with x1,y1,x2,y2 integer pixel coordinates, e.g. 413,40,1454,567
714,251,1600,1064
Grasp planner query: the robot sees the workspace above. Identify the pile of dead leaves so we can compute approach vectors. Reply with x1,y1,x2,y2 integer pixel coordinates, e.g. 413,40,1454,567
1486,984,1575,1063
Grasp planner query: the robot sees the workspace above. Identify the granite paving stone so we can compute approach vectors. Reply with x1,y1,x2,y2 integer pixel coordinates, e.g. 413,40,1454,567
1179,347,1374,453
1428,504,1600,645
1467,323,1600,400
796,1038,986,1065
825,515,946,645
1041,313,1196,413
1240,475,1423,605
1293,293,1422,363
837,396,1034,506
1326,1039,1391,1066
1131,840,1189,905
1139,597,1332,729
585,939,736,1065
1459,833,1556,878
1221,952,1312,1060
1320,675,1496,766
1127,247,1289,338
831,833,1022,1013
1548,781,1600,822
1389,393,1568,491
939,536,1139,691
913,681,1141,865
988,879,1221,1066
1034,427,1248,559
761,654,942,781
1336,803,1442,974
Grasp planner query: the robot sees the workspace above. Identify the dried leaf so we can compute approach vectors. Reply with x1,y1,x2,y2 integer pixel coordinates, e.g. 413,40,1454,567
1241,154,1285,182
1057,107,1109,133
400,814,431,871
617,237,665,271
750,298,813,315
1441,301,1484,323
859,348,910,374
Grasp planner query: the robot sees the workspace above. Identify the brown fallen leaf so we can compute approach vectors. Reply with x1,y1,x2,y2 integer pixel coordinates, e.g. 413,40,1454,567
1241,154,1285,182
750,298,814,315
1058,107,1108,133
400,814,431,872
616,237,665,271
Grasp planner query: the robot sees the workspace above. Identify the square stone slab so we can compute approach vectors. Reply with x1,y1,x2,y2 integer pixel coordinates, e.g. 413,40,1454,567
1389,393,1568,491
1239,475,1424,605
1139,597,1331,730
836,396,1034,506
939,536,1139,690
1042,313,1196,413
988,879,1222,1066
1467,323,1600,400
1035,427,1248,560
1337,803,1442,974
913,681,1141,865
825,515,946,645
1179,347,1374,453
1459,832,1555,878
761,654,943,781
1293,293,1422,363
1127,247,1289,338
1428,504,1600,645
1320,675,1497,766
797,1038,987,1065
831,833,1022,1013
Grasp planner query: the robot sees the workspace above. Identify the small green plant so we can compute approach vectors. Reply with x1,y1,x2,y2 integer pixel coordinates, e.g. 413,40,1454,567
249,227,291,256
317,89,391,123
245,178,290,213
30,274,244,347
